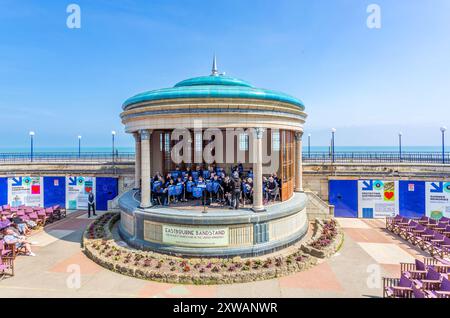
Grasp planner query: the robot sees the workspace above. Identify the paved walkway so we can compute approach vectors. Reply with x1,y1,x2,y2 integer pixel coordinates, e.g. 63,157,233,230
0,213,429,298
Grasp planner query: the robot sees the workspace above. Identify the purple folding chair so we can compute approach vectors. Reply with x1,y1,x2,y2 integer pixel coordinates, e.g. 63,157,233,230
36,209,48,225
431,236,450,258
435,221,448,233
387,215,403,232
443,225,450,238
414,267,442,291
415,228,435,248
393,217,412,235
0,254,14,278
412,284,430,298
427,218,438,229
400,221,418,240
383,274,413,298
28,212,39,224
439,217,450,225
429,277,450,298
423,232,446,252
53,205,66,219
403,259,428,279
0,240,13,257
418,216,430,225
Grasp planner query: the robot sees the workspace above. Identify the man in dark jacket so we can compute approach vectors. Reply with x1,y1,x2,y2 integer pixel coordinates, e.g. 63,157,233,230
231,172,241,209
87,191,96,218
222,176,234,207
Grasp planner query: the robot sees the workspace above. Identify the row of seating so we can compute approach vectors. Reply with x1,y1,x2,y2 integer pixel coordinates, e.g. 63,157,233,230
1,204,66,226
0,204,67,278
386,215,450,258
383,258,450,298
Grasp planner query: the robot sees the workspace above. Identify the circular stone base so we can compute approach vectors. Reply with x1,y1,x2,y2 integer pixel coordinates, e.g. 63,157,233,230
118,191,308,258
82,213,318,285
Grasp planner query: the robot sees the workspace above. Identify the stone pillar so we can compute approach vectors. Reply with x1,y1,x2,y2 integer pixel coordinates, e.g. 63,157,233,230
252,128,266,212
295,131,303,192
133,132,141,190
140,129,152,208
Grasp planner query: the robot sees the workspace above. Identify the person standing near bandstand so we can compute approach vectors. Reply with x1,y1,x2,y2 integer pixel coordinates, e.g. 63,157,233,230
87,190,97,218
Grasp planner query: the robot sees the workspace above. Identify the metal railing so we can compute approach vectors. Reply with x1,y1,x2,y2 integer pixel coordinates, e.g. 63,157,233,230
0,151,448,164
0,152,135,163
303,152,450,164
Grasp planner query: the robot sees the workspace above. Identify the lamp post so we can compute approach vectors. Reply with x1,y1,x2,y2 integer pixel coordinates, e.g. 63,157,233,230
78,135,82,158
111,131,116,162
331,128,336,163
441,126,447,164
29,131,35,162
308,133,311,159
398,132,402,162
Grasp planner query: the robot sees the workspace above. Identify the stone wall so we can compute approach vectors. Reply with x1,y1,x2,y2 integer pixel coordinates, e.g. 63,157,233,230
2,161,449,205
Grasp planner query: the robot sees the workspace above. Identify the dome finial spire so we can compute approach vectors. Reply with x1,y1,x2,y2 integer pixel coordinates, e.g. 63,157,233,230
211,54,219,76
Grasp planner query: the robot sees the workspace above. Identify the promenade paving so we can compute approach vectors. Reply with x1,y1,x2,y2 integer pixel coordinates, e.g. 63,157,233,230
0,212,429,298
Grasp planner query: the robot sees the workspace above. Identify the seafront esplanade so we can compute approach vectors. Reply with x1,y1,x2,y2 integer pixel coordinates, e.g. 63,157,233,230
118,59,309,257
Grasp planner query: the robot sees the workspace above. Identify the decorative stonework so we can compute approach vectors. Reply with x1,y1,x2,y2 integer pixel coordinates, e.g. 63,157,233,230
255,127,265,139
82,213,345,285
139,129,151,140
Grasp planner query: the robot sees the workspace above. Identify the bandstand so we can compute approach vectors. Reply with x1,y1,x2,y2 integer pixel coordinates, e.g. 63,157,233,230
118,58,308,257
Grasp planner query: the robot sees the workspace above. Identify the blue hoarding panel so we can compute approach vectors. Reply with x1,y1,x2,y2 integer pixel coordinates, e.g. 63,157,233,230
0,177,7,206
43,176,66,208
329,180,358,218
95,178,118,211
399,180,425,218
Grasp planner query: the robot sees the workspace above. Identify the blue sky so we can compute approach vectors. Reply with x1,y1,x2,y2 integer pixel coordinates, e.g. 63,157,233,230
0,0,449,149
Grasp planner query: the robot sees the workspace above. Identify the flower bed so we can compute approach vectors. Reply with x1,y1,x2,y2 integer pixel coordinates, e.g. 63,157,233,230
301,218,344,258
82,213,318,285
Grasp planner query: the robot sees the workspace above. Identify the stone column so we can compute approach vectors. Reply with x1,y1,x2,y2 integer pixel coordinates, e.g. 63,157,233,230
133,132,141,190
140,129,152,208
294,131,303,192
252,128,266,212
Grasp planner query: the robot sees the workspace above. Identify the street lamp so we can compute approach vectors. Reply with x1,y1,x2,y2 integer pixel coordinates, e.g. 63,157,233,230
331,128,336,163
398,132,403,162
441,126,447,164
29,131,35,162
308,133,311,159
78,135,82,158
111,131,116,161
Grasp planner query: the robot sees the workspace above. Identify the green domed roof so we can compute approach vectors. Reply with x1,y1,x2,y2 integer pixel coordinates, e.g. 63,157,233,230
123,74,305,110
174,75,253,88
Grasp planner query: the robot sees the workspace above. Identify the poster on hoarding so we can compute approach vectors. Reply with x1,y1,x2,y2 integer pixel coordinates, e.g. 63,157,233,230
425,182,450,219
7,176,44,207
66,176,96,210
358,180,399,218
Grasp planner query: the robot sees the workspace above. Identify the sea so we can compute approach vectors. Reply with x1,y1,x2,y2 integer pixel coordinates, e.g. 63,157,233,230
0,146,444,153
